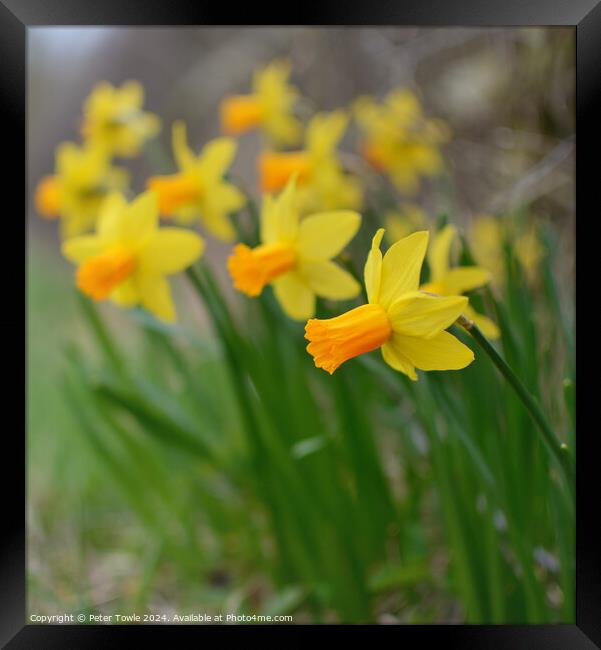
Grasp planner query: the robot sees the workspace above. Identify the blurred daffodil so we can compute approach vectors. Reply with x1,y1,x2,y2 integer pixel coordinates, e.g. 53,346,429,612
470,215,544,286
421,224,499,339
35,142,129,238
259,110,362,213
220,60,302,147
305,229,473,378
147,121,245,241
228,177,361,320
385,203,428,243
62,191,204,322
515,225,544,284
469,214,505,285
354,89,449,195
81,81,160,157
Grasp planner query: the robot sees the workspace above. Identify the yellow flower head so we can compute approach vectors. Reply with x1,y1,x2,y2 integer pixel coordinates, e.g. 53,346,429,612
62,191,204,322
258,110,362,213
81,81,161,157
146,121,246,242
354,89,449,195
305,229,473,379
470,215,544,286
515,225,544,284
227,177,361,320
384,203,428,243
469,214,505,285
35,141,129,238
421,224,499,339
220,60,302,147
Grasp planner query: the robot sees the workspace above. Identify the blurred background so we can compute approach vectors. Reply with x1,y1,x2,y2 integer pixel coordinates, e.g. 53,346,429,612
27,27,575,623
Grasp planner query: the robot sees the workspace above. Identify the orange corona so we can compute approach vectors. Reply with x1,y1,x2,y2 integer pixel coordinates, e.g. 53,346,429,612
76,246,136,300
220,95,265,135
258,151,311,193
147,173,201,215
305,304,393,374
228,241,296,296
35,176,61,218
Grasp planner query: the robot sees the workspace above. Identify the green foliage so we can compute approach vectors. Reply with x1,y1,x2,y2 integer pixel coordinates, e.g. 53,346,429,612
28,200,574,623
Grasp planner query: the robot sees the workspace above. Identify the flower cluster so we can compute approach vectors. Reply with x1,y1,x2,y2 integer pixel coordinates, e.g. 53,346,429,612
35,81,160,238
34,61,542,379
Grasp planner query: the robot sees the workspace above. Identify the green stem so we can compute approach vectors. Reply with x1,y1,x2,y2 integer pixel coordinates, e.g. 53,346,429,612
76,292,125,375
457,315,574,496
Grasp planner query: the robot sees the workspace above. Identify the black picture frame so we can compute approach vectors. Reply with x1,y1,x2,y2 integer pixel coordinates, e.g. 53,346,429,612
5,1,593,646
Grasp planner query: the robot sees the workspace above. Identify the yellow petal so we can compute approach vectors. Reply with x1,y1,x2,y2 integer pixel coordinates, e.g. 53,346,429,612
388,292,468,338
306,110,348,158
464,305,500,339
110,277,139,307
392,330,474,372
272,271,315,320
200,209,236,242
379,231,429,309
172,121,196,170
260,194,278,244
296,211,360,260
198,137,237,179
97,193,128,240
381,341,417,380
442,267,491,294
61,236,105,264
138,229,204,275
428,224,456,282
364,228,384,304
120,192,158,243
199,183,245,241
260,176,298,243
300,260,360,300
137,273,176,322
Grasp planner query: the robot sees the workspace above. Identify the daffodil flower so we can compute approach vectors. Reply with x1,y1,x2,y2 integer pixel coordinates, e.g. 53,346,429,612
147,121,245,242
469,214,505,286
305,229,473,378
258,110,362,213
35,142,129,238
62,191,204,322
227,178,361,320
515,225,544,284
354,89,449,195
470,215,544,287
421,224,500,339
81,81,160,157
220,60,302,146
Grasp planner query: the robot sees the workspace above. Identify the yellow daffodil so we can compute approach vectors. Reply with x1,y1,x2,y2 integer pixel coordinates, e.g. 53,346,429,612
354,89,449,195
227,177,361,320
62,191,204,322
469,214,505,286
81,81,160,157
470,215,544,286
258,110,362,214
515,225,544,284
220,60,302,146
305,229,473,379
385,203,428,243
421,224,499,339
35,142,129,238
147,121,245,241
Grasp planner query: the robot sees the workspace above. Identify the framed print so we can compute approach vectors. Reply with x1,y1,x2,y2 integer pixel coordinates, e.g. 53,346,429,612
3,0,597,646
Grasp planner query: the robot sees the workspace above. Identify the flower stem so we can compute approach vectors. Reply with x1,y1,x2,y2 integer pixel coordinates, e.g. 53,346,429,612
457,315,575,496
76,292,125,376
